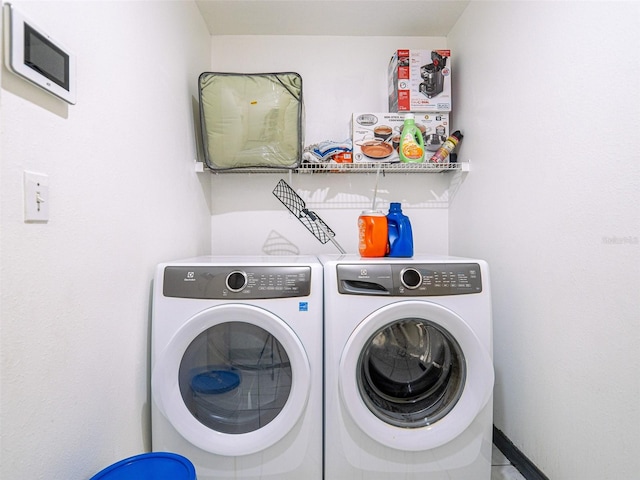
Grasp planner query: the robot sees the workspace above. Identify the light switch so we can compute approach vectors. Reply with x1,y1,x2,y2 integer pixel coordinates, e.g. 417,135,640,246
24,171,49,222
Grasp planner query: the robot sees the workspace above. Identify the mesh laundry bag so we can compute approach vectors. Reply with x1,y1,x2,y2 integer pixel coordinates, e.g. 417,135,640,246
198,72,304,170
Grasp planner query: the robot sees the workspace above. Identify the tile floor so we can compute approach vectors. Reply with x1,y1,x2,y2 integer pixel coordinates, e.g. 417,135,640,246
492,444,527,480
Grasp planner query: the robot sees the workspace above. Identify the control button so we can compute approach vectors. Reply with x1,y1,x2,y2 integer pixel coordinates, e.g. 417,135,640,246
400,267,423,289
226,271,248,292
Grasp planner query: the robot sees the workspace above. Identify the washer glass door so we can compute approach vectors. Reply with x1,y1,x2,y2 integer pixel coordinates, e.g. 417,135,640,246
152,304,311,456
180,321,292,434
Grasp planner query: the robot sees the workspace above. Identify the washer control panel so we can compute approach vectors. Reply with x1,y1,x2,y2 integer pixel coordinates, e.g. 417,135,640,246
163,266,312,299
337,263,482,296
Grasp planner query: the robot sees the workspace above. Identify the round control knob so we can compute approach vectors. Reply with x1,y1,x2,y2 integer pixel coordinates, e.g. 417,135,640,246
226,271,247,292
400,268,422,289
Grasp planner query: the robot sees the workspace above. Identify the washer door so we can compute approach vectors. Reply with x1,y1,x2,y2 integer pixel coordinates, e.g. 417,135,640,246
152,304,311,456
339,300,493,451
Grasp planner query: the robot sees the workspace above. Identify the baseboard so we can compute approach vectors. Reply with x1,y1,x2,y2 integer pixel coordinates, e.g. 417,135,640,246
493,426,550,480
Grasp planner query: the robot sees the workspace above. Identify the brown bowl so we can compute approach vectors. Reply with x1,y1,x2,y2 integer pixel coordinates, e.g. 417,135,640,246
360,141,394,159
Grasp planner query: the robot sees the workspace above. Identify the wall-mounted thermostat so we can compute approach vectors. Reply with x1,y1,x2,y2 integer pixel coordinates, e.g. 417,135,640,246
3,2,76,104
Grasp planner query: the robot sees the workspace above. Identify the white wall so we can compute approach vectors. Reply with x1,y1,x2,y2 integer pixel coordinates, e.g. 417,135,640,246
448,2,640,479
0,1,212,478
208,36,454,256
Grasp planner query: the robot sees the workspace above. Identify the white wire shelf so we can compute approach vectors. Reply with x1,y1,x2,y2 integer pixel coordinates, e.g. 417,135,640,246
198,160,468,174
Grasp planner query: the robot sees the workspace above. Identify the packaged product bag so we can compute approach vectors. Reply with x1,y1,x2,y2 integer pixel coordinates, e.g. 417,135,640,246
199,72,304,170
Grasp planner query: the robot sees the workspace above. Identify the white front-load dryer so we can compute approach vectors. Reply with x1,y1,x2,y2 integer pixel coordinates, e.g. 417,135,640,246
151,256,323,480
321,254,494,480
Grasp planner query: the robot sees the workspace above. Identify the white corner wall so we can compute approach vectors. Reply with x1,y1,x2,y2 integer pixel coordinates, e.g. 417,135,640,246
0,1,212,478
448,2,640,479
208,36,453,256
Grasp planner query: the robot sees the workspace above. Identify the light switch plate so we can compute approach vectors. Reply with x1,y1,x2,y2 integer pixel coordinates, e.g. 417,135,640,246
24,171,49,222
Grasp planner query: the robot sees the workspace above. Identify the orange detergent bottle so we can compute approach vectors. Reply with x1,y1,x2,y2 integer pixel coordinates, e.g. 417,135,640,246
358,210,388,257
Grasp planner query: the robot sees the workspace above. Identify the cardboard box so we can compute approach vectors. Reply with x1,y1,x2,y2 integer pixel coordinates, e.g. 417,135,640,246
352,112,450,163
388,49,452,112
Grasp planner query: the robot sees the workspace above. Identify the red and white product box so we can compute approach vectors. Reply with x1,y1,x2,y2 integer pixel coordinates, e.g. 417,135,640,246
388,49,452,112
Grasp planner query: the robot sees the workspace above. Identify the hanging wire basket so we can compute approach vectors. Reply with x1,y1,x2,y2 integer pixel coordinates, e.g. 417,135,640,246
272,179,345,253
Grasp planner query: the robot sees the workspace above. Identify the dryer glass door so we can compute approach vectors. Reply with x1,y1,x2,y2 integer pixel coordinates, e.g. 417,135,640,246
179,321,292,434
339,300,493,451
358,318,465,428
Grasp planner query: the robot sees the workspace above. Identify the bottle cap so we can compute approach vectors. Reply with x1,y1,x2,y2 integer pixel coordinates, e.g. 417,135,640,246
404,113,415,120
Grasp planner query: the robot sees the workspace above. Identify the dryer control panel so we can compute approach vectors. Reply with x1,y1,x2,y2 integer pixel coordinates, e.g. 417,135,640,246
336,263,482,296
163,266,312,299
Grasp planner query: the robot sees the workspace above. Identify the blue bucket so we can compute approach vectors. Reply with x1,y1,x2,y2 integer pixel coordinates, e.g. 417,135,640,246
90,452,196,480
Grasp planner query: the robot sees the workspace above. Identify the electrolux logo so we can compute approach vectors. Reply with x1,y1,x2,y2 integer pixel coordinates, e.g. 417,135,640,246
184,271,196,282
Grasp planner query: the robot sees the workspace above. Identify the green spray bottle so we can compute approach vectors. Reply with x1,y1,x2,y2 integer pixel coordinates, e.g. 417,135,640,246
399,113,425,163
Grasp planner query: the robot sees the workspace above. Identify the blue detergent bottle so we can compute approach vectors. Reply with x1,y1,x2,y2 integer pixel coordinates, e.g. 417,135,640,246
386,202,414,257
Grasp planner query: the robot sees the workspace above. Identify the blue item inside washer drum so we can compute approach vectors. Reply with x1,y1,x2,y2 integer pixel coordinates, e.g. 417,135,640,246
191,369,241,394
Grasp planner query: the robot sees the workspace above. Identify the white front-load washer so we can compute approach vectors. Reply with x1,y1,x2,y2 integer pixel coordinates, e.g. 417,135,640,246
151,256,323,480
321,254,494,480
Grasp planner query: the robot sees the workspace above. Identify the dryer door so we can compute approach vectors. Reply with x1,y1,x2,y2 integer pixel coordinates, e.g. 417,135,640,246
339,300,493,451
152,304,311,456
